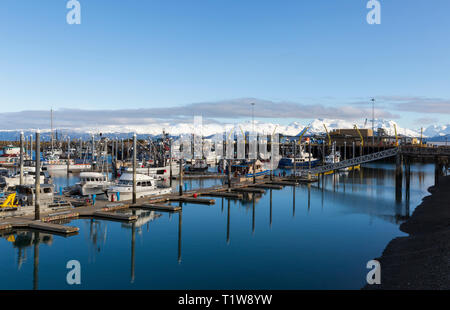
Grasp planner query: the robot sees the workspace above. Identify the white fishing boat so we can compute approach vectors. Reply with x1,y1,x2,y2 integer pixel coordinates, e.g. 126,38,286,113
229,160,271,182
44,159,92,171
107,173,172,202
0,154,19,167
188,159,208,172
325,151,341,164
0,171,48,190
75,172,114,196
2,145,21,155
323,147,359,173
121,165,179,179
44,148,63,158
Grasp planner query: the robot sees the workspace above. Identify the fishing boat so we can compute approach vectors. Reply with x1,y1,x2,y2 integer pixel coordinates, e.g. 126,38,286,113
2,145,21,155
74,172,114,196
229,160,271,182
0,171,48,190
188,159,208,172
43,158,92,171
121,164,179,179
325,151,341,164
318,147,360,175
278,147,320,169
15,184,55,207
107,173,172,202
44,148,63,158
0,154,19,167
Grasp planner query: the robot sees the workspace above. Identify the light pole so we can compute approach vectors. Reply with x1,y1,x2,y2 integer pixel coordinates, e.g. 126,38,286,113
251,102,255,133
251,102,256,183
371,98,375,147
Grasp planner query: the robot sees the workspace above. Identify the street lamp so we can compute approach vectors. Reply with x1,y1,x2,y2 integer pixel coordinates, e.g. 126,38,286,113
251,102,255,133
371,98,375,146
251,102,256,184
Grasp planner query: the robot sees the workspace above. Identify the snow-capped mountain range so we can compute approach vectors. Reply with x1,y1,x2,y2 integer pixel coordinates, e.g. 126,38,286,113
0,118,448,140
423,125,450,137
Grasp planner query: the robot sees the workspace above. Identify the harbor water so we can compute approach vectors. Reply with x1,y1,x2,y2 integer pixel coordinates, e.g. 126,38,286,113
0,162,435,289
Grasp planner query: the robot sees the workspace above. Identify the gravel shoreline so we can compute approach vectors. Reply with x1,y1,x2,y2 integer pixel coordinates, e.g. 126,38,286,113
363,175,450,290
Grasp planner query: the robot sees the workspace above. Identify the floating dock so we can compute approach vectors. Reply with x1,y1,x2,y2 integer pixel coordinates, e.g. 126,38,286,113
132,204,182,212
231,187,266,194
0,175,316,236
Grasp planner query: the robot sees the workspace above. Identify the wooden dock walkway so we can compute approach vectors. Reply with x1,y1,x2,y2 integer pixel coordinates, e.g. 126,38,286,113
250,184,283,190
0,175,311,236
231,187,266,194
168,197,216,205
132,203,182,212
28,222,79,235
200,192,243,199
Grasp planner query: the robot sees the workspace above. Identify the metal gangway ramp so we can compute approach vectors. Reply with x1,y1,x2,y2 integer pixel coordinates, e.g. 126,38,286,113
296,147,399,176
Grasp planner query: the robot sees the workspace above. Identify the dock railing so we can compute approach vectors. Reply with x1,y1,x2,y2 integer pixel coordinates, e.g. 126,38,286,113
296,147,399,176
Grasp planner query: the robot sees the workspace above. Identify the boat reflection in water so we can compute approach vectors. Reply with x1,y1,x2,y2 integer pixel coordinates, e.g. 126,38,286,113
0,163,434,289
0,230,53,290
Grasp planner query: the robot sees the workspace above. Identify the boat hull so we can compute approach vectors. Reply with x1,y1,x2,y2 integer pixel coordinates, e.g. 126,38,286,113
278,159,320,169
45,164,92,171
107,187,172,202
232,169,270,182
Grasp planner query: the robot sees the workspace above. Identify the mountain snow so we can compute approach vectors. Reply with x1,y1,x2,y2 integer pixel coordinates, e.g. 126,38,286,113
423,125,450,137
0,119,447,139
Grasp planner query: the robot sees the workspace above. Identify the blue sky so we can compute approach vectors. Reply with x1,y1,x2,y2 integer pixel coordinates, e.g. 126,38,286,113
0,0,449,130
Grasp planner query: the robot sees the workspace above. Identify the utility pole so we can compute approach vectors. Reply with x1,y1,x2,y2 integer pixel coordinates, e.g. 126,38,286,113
169,139,173,187
132,133,137,204
371,98,375,146
67,136,70,175
91,134,95,171
293,141,297,178
344,141,347,160
35,130,41,220
30,134,33,160
121,138,124,161
251,102,256,184
50,108,54,153
20,132,24,185
308,140,312,180
179,146,184,196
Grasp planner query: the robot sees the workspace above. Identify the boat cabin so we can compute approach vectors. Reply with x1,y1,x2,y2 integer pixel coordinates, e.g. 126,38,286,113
15,184,55,206
80,172,107,183
231,160,264,176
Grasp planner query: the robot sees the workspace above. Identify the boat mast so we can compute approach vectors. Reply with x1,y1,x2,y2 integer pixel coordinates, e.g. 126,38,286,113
50,108,54,153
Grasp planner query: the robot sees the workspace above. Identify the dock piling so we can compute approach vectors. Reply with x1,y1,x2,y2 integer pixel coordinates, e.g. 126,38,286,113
67,136,70,176
395,153,403,202
179,158,184,196
35,130,41,220
132,133,137,204
20,131,24,185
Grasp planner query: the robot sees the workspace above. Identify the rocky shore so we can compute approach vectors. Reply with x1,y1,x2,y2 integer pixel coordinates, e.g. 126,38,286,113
364,175,450,289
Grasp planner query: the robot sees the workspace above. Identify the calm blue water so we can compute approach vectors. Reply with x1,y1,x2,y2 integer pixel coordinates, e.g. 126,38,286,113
0,162,435,289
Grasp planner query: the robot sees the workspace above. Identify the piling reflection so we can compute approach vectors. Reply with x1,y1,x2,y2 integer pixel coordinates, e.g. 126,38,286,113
269,189,272,228
310,165,414,223
33,232,39,290
178,202,182,264
226,199,230,244
0,163,435,289
307,184,311,213
292,186,296,217
130,218,135,283
252,194,255,235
